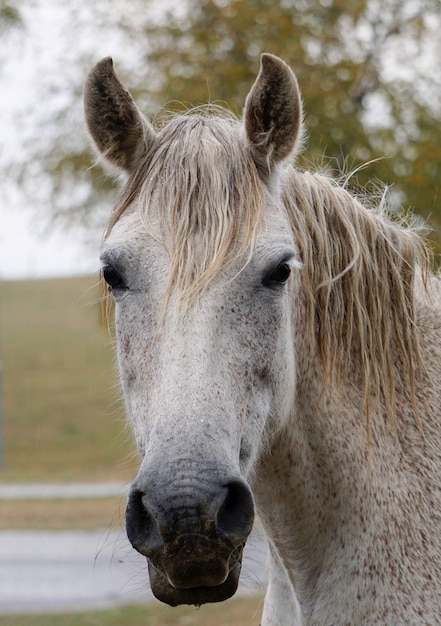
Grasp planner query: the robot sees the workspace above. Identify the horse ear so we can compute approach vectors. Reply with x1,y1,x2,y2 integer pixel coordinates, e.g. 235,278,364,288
244,54,303,172
84,57,155,172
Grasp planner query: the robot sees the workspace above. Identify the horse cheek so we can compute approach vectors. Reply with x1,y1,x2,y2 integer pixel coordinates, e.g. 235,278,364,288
238,303,294,471
115,308,157,455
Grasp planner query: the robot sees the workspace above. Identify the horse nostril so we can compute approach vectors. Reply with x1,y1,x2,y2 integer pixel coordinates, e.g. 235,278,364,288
216,480,255,546
126,478,254,560
126,488,163,558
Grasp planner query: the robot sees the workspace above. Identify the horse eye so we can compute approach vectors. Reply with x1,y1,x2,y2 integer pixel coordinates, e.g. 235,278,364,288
263,262,291,287
102,264,126,290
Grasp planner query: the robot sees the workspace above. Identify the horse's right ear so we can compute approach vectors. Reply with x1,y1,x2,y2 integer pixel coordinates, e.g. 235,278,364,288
84,57,155,173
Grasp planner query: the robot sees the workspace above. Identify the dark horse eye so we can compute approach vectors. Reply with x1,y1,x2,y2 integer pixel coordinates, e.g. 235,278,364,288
263,262,292,288
102,264,126,290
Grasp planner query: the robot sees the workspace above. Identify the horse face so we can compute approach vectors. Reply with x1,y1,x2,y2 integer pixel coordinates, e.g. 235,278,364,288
101,203,298,605
87,52,303,605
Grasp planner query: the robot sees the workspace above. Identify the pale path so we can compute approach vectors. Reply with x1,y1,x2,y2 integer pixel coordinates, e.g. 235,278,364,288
0,482,128,500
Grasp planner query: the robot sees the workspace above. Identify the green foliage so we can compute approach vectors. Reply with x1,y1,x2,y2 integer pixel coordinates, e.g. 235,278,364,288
0,2,22,32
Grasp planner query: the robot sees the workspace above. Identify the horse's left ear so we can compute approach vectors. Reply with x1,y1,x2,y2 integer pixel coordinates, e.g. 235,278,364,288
244,54,303,172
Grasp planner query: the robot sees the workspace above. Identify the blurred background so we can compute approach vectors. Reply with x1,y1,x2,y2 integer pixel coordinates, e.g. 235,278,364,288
0,0,440,624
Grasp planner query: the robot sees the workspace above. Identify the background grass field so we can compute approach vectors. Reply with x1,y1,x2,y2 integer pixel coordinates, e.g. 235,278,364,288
1,275,137,484
0,595,262,626
1,275,137,529
0,276,263,624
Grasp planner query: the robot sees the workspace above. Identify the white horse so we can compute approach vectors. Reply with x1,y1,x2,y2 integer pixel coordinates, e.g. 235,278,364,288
85,53,441,624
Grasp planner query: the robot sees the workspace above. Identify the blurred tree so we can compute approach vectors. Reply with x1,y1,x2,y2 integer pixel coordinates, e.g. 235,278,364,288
0,1,126,232
0,1,22,32
3,0,441,248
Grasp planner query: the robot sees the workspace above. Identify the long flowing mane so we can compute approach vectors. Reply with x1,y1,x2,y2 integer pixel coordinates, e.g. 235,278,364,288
108,109,433,425
283,167,432,425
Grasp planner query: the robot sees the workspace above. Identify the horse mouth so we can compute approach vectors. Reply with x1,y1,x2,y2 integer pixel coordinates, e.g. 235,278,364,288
147,546,244,606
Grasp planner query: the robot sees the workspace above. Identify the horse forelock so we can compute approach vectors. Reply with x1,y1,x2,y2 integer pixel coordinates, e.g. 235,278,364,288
108,109,266,309
282,166,433,430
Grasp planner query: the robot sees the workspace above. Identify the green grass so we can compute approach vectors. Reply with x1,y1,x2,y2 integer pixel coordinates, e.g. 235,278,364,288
0,276,138,483
0,595,262,626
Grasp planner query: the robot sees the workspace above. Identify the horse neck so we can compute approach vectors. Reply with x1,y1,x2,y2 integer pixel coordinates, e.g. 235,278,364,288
251,281,433,606
251,267,441,620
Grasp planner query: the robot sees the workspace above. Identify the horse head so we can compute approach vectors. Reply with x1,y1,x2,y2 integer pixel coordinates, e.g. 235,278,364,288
85,54,303,606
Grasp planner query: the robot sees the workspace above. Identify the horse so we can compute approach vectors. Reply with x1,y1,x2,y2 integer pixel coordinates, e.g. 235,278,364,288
84,53,441,624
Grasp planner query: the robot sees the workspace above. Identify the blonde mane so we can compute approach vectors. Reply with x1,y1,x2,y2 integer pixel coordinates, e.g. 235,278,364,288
282,167,432,425
108,109,433,424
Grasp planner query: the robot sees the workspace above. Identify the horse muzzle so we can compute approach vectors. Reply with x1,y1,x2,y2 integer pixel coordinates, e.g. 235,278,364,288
147,541,245,606
125,474,254,606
